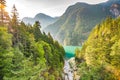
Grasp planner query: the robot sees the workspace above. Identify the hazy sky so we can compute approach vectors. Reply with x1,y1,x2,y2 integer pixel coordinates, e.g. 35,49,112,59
6,0,108,19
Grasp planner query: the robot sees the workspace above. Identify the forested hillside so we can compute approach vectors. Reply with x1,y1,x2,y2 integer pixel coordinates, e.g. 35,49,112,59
44,0,120,46
75,17,120,80
0,0,65,80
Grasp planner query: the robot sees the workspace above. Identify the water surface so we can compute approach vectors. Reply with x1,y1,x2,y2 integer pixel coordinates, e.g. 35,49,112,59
64,46,81,59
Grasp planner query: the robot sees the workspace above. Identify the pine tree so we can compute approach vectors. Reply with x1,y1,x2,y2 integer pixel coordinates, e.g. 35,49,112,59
48,32,54,44
10,5,20,46
0,0,9,25
11,4,19,26
33,21,42,41
0,27,13,80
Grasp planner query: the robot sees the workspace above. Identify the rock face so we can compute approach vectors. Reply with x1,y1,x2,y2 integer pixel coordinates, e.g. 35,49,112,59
110,3,120,17
63,58,80,80
68,58,80,80
64,60,73,80
22,13,59,29
44,0,120,46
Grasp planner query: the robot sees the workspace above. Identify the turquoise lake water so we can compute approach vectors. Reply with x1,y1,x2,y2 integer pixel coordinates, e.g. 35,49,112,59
64,46,82,58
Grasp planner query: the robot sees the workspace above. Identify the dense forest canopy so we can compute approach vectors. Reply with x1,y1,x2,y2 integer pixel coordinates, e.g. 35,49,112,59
1,0,120,80
75,17,120,80
0,0,65,80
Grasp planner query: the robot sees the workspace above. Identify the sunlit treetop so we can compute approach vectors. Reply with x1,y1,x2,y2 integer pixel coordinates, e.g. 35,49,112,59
0,0,6,7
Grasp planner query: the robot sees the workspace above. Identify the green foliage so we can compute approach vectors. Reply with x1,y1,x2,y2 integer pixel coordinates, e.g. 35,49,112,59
44,2,112,46
11,5,19,27
0,27,13,79
0,1,65,80
76,17,120,80
0,14,65,80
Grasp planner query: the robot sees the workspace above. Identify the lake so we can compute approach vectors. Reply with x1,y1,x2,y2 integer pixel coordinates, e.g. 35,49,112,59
64,46,82,59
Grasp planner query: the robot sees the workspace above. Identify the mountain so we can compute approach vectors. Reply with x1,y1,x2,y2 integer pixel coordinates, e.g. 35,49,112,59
44,0,120,46
75,17,120,80
101,0,120,6
22,13,59,29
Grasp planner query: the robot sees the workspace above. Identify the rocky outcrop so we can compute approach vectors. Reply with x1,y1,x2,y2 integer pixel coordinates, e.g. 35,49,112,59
110,3,120,17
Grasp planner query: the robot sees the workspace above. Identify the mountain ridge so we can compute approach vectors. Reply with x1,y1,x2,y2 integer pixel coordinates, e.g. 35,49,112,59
22,13,59,29
44,0,120,46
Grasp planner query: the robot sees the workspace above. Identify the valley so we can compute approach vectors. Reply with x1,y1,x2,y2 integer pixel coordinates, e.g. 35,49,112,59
0,0,120,80
22,0,120,79
43,0,120,46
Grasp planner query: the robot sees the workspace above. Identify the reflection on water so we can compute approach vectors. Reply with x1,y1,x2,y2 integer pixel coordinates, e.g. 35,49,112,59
64,46,81,59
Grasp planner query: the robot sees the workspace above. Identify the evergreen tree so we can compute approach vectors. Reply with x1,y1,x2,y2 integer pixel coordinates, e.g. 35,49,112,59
0,1,65,80
10,5,20,46
48,32,54,44
0,0,9,25
11,4,19,26
33,21,42,41
0,27,13,80
76,17,120,80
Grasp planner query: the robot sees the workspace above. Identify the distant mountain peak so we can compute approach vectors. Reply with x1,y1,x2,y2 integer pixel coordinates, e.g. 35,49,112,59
35,13,53,19
44,0,120,46
108,0,120,1
22,13,59,28
107,0,120,4
74,2,89,5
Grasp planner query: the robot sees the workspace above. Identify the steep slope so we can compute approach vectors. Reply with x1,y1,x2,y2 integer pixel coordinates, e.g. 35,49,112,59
0,22,65,80
101,0,120,6
44,0,120,46
75,17,120,80
22,13,59,29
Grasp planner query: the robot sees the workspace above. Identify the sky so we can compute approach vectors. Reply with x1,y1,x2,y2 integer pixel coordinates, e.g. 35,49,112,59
6,0,108,19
